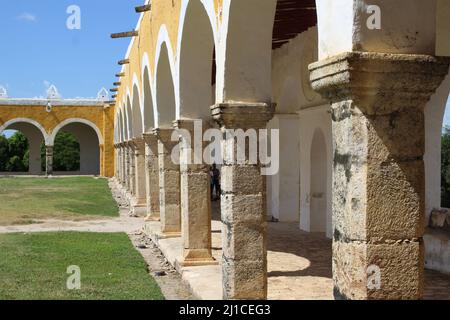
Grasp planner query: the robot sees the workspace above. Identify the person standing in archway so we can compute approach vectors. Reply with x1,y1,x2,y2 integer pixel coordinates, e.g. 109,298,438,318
211,163,220,201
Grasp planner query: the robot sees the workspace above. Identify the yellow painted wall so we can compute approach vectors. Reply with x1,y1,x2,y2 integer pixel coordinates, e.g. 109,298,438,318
0,104,115,177
115,0,223,114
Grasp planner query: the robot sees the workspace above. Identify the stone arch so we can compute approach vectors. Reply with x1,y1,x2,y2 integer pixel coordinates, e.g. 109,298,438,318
177,0,217,119
132,74,144,138
309,127,327,233
49,118,103,175
154,26,176,128
0,118,50,145
122,101,130,141
141,53,156,132
298,106,332,238
216,0,277,103
125,92,134,139
0,118,49,174
118,109,124,143
49,118,104,146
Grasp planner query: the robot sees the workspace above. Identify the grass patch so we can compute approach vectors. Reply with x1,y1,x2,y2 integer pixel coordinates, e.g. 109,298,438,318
0,232,164,300
0,177,118,225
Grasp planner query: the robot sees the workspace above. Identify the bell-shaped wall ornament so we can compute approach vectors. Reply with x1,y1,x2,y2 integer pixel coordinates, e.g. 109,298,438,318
46,102,53,113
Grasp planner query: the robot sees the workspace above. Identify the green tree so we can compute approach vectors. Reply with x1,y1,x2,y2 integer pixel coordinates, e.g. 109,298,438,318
0,135,9,171
41,131,80,172
441,126,450,207
0,132,29,172
6,155,26,172
8,132,28,161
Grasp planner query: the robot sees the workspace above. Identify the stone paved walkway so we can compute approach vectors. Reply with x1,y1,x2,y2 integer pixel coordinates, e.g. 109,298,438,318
212,201,450,300
266,222,450,300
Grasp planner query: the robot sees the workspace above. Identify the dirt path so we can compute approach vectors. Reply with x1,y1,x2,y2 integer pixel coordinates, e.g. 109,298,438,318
0,180,142,234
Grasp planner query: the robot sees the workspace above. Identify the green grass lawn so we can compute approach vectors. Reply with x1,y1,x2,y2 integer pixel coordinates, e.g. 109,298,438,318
0,232,164,300
0,177,118,225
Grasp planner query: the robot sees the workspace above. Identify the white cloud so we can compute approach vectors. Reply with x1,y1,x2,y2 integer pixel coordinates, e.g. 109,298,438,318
43,80,51,88
17,12,37,22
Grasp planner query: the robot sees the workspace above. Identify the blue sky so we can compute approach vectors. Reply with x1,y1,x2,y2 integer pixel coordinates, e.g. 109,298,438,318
0,1,449,136
0,0,142,99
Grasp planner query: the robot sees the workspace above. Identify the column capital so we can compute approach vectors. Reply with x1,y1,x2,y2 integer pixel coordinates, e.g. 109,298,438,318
211,102,275,129
131,137,145,149
151,128,175,142
309,52,450,115
142,132,158,144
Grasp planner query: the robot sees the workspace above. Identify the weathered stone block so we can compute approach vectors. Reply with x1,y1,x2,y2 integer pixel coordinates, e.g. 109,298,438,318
430,209,449,228
222,221,266,261
221,194,265,225
333,240,423,300
221,165,263,195
366,160,424,240
222,258,267,300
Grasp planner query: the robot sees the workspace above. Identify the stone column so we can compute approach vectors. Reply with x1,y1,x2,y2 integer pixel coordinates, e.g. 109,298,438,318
211,103,275,300
143,133,160,221
118,144,122,183
129,142,136,198
174,119,217,267
114,144,121,181
124,143,131,192
131,138,147,216
309,52,450,300
45,146,54,176
153,128,181,238
121,143,126,186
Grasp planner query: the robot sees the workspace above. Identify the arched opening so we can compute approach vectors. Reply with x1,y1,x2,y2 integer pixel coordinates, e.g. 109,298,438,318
309,128,327,233
126,96,134,139
118,110,124,143
424,69,450,278
425,71,450,218
439,93,450,209
178,0,216,119
155,42,176,128
217,0,277,103
179,0,218,208
142,66,155,132
41,131,80,173
50,121,102,175
0,120,48,175
132,83,143,138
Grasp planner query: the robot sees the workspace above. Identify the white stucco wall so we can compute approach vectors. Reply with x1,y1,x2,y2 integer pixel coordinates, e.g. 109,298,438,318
62,123,101,175
298,106,333,239
437,0,450,56
316,0,437,59
271,27,332,237
267,115,300,222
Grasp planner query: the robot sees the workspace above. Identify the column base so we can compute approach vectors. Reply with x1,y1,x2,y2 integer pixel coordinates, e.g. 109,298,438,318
131,204,147,217
144,213,161,222
178,249,218,267
159,231,182,239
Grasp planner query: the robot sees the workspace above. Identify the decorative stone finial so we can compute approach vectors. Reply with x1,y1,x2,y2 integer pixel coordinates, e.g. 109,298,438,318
97,88,109,101
46,85,60,99
0,86,7,99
